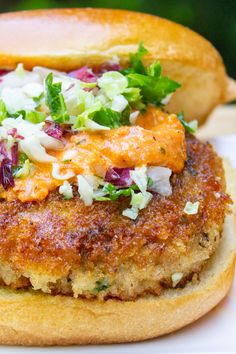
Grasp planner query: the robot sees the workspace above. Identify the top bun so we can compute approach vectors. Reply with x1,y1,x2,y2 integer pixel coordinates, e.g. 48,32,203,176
0,8,235,123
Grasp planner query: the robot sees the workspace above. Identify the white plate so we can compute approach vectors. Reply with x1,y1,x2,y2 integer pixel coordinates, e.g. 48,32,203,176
0,135,235,354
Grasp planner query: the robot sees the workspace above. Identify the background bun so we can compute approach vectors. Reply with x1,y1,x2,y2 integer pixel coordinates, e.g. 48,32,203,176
0,9,235,123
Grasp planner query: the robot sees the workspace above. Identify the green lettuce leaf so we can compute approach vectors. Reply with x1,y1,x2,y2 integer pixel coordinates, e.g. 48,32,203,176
45,73,69,123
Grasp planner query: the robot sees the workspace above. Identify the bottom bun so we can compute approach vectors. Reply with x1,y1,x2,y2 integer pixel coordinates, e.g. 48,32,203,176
0,163,235,346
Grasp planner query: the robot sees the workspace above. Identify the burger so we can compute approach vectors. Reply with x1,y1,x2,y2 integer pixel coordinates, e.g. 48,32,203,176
0,8,235,346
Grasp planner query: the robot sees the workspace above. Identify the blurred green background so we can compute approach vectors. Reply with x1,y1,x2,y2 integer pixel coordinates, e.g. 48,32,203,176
1,0,235,77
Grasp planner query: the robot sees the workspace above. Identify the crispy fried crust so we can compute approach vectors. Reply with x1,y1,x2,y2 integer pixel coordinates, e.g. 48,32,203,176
0,136,231,300
0,9,235,123
0,162,234,345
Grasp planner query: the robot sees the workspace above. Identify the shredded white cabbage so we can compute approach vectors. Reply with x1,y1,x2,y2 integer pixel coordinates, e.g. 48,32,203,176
84,119,110,131
15,63,26,78
0,63,133,136
131,190,153,210
147,166,172,196
122,167,154,220
0,64,41,92
171,272,183,287
62,149,77,162
22,83,44,99
122,207,139,220
129,111,140,125
14,159,31,179
161,93,173,105
33,66,67,80
1,118,63,163
77,175,94,206
130,166,148,194
1,87,37,113
59,181,73,200
97,71,128,99
20,136,56,163
183,201,200,215
82,174,104,189
52,163,75,180
111,95,128,112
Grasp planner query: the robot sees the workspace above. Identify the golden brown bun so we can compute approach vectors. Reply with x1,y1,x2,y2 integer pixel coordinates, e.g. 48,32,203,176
0,161,234,345
0,8,235,124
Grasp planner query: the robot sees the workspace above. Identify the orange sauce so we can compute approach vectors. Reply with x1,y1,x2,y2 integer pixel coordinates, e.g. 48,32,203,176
0,108,186,202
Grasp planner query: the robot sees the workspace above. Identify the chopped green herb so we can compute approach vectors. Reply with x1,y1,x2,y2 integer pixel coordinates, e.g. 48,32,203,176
177,112,198,134
45,73,69,123
147,61,162,78
127,73,180,105
93,279,110,293
123,42,148,75
92,108,122,129
121,43,181,106
0,99,7,124
96,183,139,202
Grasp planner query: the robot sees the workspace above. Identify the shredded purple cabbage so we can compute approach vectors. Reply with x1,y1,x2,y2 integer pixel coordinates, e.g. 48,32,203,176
0,69,10,76
98,62,121,75
68,66,97,83
0,141,7,157
44,122,63,140
11,142,19,166
7,128,24,140
0,157,14,190
105,167,133,187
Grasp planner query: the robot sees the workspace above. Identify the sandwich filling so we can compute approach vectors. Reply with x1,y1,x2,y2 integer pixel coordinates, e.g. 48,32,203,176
0,45,231,300
0,44,190,219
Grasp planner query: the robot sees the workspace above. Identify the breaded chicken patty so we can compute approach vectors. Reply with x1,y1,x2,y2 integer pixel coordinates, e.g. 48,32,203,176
0,135,230,300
